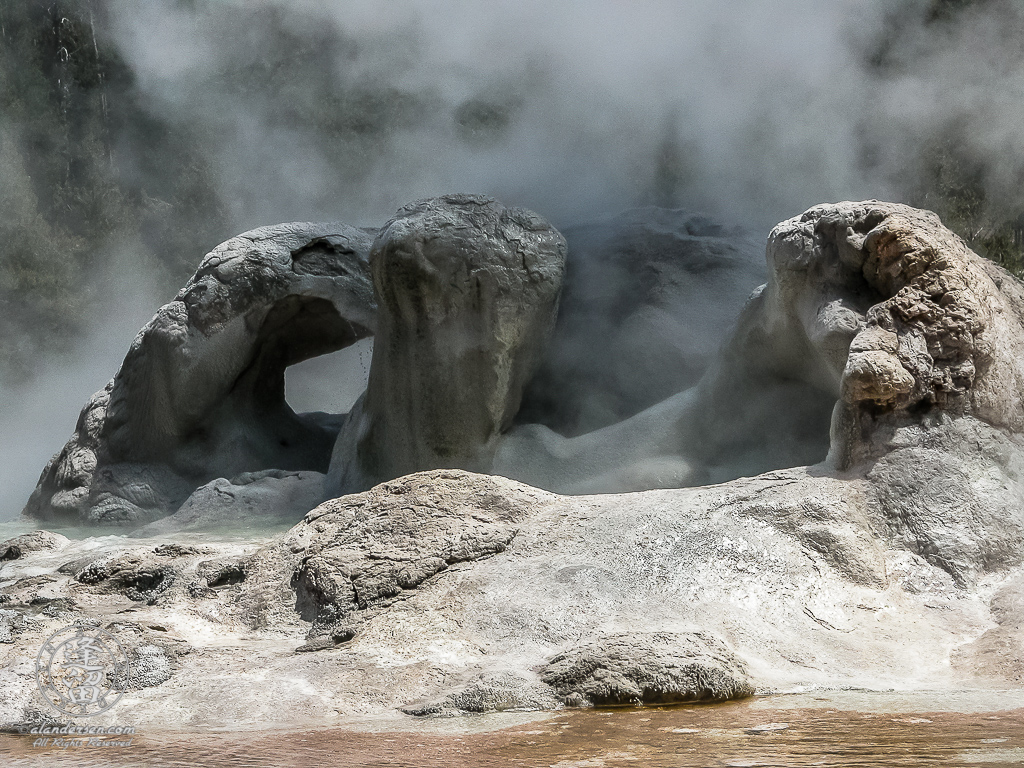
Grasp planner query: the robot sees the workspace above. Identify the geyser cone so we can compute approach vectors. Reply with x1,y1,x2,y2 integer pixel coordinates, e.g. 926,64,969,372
328,194,566,493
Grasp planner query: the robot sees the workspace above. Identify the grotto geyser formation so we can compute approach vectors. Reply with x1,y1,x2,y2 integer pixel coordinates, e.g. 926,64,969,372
22,196,1024,527
24,193,770,524
6,197,1024,723
327,195,568,496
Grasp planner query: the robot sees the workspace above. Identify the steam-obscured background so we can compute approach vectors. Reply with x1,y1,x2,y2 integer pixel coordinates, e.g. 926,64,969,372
2,0,1023,518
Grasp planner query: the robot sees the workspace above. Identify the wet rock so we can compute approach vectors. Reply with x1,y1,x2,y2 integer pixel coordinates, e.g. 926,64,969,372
952,573,1024,681
718,472,887,588
29,597,77,619
401,671,559,716
540,632,755,707
0,575,60,610
23,199,1024,522
746,722,790,734
188,557,249,599
196,558,248,589
5,199,1024,726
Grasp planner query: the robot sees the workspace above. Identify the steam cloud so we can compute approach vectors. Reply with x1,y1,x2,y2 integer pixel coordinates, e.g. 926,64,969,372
3,0,1023,519
99,0,1024,231
0,260,166,521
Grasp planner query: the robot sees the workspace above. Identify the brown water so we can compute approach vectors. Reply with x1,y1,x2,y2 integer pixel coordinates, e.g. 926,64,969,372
3,697,1024,768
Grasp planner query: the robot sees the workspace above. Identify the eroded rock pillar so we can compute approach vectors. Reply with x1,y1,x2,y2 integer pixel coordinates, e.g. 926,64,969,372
328,194,566,493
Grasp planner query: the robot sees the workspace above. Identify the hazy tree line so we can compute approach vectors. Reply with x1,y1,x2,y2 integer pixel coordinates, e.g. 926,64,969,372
1,0,1022,386
869,0,1024,277
0,0,226,382
0,0,484,385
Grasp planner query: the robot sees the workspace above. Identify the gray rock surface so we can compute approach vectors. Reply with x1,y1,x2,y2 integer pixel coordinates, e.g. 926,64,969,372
24,222,376,524
327,194,566,495
5,200,1024,727
953,573,1024,683
24,195,573,524
291,470,540,647
131,470,327,536
18,202,772,524
864,415,1024,587
2,462,1022,728
517,207,764,436
399,671,559,716
744,200,1024,473
0,531,69,562
0,610,27,644
540,632,755,706
31,199,1024,523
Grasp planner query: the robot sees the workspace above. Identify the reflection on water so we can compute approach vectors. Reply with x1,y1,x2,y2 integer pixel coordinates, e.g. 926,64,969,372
3,698,1023,768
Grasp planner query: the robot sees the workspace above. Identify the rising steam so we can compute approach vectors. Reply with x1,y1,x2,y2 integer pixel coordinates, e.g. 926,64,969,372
3,0,1023,519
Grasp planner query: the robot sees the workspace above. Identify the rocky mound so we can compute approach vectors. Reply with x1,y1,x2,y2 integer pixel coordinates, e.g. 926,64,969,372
2,457,1022,727
23,199,769,525
326,194,567,495
497,201,1024,494
540,632,756,706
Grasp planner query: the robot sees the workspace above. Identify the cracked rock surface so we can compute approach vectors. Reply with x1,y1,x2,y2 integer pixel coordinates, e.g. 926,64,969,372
291,470,540,647
2,463,1024,727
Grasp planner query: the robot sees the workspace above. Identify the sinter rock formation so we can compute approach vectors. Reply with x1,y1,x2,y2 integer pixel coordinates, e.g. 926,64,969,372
24,222,377,524
327,195,567,495
516,207,764,436
4,199,1024,724
496,201,1024,493
25,195,575,525
23,198,765,524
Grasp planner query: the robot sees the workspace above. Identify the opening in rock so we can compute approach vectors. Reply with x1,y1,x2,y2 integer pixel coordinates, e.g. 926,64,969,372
124,569,165,594
286,338,373,416
207,564,247,589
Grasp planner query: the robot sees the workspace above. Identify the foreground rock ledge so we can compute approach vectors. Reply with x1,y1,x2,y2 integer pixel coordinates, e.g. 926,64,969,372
2,463,1022,727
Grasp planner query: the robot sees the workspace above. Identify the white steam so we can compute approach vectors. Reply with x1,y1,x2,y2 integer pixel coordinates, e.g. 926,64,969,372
102,0,897,230
99,0,1024,234
0,257,166,521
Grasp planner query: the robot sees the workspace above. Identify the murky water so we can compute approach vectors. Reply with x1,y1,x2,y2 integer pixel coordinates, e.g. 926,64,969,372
3,695,1023,767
